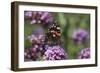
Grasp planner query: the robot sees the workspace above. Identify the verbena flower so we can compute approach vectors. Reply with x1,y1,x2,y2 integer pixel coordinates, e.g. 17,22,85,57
43,45,68,60
25,27,47,61
27,27,45,44
24,45,39,61
24,49,31,59
72,29,89,44
24,11,53,27
24,11,33,18
40,12,53,25
77,48,90,59
28,34,45,44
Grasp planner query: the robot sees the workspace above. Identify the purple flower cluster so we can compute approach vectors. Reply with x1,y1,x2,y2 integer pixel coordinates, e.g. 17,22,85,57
25,25,68,61
27,34,45,44
43,45,68,60
24,27,46,61
72,29,89,44
77,48,90,59
24,45,43,61
27,27,45,45
24,11,53,27
24,11,32,18
25,27,68,61
27,31,68,61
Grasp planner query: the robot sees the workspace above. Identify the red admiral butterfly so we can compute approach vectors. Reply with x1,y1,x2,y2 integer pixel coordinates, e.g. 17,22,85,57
45,23,61,45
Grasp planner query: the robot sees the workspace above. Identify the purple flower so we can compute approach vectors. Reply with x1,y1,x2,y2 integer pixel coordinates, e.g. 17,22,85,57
72,29,89,44
30,46,40,60
40,12,49,20
24,11,32,18
27,27,45,44
43,45,68,60
77,48,90,59
24,46,39,61
30,19,37,24
25,11,53,27
40,12,53,24
24,44,48,61
27,34,45,44
24,49,31,59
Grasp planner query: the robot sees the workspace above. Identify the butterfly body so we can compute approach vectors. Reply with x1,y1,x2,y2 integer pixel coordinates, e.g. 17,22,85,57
45,23,61,45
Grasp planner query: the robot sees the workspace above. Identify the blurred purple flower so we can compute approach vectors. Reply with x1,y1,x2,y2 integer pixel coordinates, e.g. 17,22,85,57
24,44,48,61
77,48,90,59
30,46,40,60
27,27,45,44
24,45,39,61
40,12,49,20
43,45,68,60
30,19,37,24
72,29,89,44
25,11,53,27
27,34,45,44
24,49,31,59
24,11,32,18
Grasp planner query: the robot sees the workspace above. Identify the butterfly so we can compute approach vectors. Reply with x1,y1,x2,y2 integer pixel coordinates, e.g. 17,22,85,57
45,23,61,42
48,23,61,38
